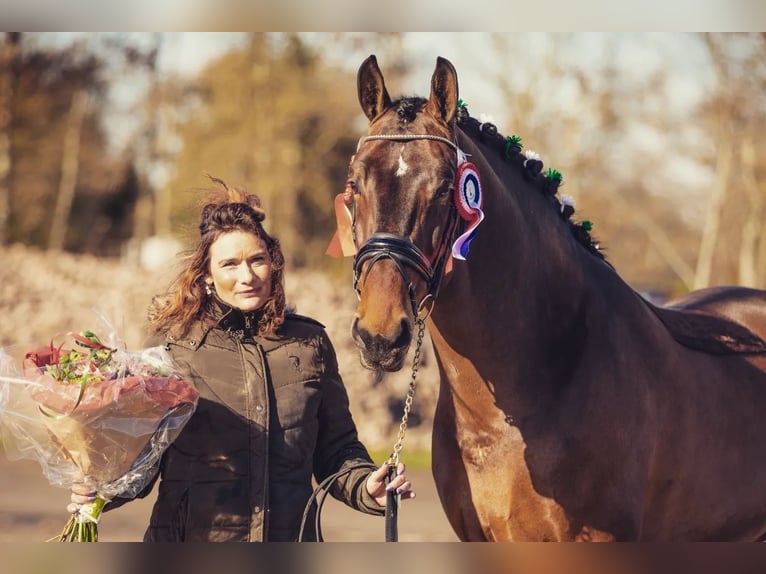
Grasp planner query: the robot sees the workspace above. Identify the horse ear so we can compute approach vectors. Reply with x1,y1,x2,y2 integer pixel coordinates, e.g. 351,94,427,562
426,56,459,125
357,55,392,123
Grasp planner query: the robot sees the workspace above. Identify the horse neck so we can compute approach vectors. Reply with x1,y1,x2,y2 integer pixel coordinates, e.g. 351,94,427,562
439,130,594,329
428,130,618,405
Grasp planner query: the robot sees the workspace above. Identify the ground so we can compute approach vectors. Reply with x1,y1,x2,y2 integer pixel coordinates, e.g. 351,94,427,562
0,456,457,542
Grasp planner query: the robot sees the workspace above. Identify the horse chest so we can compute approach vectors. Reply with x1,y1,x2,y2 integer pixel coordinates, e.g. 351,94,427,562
435,392,623,541
432,402,566,540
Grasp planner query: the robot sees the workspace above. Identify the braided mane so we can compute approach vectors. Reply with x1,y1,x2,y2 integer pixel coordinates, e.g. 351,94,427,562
455,104,605,260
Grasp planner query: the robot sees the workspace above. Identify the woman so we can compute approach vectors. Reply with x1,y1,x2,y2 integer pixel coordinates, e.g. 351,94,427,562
70,179,414,542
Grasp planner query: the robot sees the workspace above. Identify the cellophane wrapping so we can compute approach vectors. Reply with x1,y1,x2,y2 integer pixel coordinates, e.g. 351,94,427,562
0,328,198,539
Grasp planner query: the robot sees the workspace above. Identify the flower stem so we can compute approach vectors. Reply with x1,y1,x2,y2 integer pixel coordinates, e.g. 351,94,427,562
50,493,106,542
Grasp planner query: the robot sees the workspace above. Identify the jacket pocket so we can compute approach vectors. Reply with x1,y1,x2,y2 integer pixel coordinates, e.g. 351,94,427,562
271,379,321,430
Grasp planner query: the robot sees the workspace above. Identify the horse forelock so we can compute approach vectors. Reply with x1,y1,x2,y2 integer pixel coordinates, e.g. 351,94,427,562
373,97,453,139
393,96,427,125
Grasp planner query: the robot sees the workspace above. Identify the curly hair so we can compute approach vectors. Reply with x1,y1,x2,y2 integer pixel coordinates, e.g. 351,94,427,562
149,177,286,339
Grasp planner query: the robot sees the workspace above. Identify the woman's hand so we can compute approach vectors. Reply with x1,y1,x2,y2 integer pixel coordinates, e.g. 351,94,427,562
67,482,97,514
366,462,415,507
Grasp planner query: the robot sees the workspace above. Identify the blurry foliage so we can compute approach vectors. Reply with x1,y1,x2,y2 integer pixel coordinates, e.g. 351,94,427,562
160,34,362,271
1,32,410,278
4,38,132,255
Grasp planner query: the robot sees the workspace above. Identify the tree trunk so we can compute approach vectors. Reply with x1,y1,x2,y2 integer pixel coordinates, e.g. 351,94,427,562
693,115,733,290
759,217,766,287
607,190,695,290
0,32,21,246
48,89,89,252
737,136,763,287
146,33,169,238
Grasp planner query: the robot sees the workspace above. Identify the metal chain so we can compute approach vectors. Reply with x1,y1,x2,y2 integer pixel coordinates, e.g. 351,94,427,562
389,316,427,466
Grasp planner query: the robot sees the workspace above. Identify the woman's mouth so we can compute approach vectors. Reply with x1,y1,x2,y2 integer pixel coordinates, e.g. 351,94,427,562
237,289,260,298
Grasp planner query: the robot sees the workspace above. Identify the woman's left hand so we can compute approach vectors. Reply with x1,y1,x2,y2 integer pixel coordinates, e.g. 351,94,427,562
366,462,415,507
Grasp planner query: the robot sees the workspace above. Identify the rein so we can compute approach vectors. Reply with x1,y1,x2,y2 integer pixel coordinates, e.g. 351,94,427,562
296,318,427,543
297,461,379,542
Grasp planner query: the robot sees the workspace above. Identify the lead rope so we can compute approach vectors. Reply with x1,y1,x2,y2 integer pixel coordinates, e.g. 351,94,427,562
297,316,427,543
385,315,427,542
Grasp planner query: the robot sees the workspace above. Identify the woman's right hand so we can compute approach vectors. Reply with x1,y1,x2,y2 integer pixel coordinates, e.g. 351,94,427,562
67,482,97,514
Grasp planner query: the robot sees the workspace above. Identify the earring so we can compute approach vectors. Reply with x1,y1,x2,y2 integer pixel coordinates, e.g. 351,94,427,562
205,283,212,296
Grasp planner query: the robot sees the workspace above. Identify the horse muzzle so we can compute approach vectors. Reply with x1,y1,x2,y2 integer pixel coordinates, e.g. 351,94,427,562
351,315,412,372
352,233,437,371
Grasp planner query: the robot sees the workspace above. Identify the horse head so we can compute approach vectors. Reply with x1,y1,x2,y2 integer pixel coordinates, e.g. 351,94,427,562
348,55,461,371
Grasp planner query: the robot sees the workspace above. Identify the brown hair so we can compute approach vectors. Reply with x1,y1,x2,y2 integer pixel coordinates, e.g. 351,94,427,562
149,177,286,338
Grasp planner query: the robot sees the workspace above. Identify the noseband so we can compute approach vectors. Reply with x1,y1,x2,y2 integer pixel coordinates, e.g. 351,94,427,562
351,134,461,319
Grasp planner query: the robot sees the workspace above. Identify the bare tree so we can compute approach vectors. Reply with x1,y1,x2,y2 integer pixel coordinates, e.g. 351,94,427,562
48,88,89,251
736,37,766,288
0,32,21,246
737,136,763,287
693,34,737,289
693,33,766,289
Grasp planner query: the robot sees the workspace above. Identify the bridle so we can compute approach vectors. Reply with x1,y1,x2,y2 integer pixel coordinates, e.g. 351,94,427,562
350,133,462,320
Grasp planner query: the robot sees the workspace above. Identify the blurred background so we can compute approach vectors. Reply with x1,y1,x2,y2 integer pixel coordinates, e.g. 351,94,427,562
1,32,765,454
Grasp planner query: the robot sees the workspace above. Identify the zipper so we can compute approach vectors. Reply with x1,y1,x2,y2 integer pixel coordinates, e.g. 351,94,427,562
240,336,270,541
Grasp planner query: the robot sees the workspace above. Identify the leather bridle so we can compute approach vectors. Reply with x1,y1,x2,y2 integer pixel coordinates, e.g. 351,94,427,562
350,134,461,320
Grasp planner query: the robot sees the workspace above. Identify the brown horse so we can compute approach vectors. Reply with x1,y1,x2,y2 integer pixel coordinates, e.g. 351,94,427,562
336,54,766,541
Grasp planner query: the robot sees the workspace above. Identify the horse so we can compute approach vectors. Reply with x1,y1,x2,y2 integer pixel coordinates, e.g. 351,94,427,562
330,54,766,541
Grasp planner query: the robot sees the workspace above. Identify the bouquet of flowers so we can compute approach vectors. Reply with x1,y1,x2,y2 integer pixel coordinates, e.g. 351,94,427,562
0,328,198,541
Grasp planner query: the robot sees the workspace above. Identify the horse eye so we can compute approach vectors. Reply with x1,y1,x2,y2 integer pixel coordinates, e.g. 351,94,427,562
346,180,359,196
435,183,452,199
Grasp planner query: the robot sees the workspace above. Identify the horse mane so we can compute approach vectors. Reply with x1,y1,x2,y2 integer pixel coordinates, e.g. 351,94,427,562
454,103,606,261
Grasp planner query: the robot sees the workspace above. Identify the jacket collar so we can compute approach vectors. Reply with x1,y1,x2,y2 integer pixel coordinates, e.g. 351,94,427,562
166,296,285,351
209,295,265,340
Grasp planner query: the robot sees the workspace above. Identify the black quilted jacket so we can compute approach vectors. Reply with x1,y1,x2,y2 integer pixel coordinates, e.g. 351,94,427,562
110,303,383,542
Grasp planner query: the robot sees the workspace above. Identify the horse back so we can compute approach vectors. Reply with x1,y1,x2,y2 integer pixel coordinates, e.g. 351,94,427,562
648,286,766,355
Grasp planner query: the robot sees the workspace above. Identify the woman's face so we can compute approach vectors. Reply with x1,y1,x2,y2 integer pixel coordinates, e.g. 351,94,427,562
206,230,273,312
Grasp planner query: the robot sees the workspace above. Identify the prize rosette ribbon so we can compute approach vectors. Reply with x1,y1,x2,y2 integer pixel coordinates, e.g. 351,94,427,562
451,161,485,260
0,330,198,541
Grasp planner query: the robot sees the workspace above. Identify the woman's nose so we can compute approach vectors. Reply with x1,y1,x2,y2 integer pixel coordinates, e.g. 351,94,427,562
236,264,256,282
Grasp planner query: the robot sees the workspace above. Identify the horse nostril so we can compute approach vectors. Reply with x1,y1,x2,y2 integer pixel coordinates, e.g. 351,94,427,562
351,317,379,351
393,318,411,349
351,317,370,348
352,316,412,352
